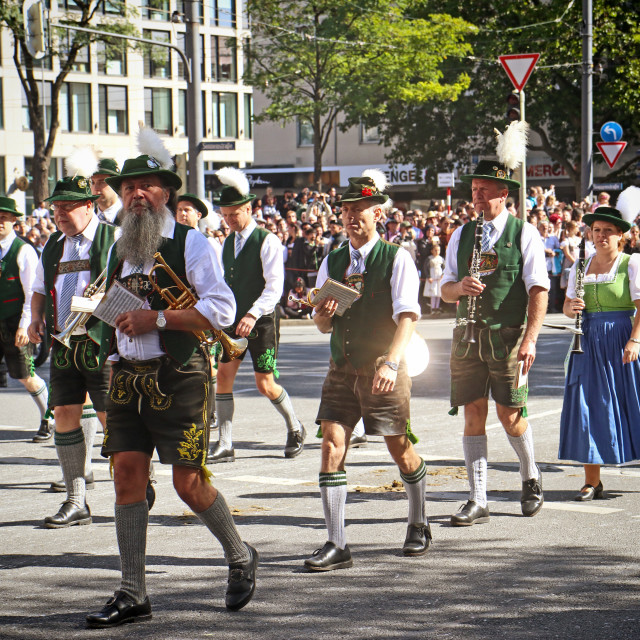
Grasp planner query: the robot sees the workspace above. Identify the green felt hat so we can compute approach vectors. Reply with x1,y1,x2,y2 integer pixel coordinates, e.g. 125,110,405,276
93,158,120,177
105,155,182,191
178,192,208,218
45,176,99,203
460,159,520,190
583,206,631,232
211,185,255,207
0,196,23,217
340,177,389,204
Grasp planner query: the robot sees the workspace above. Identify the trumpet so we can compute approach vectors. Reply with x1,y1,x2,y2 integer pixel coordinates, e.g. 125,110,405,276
148,252,247,360
287,288,320,308
52,266,108,348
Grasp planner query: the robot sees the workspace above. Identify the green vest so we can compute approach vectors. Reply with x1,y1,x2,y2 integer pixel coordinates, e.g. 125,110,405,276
583,253,635,312
98,223,201,367
456,215,528,329
327,239,399,369
0,236,27,320
222,227,269,323
41,223,115,345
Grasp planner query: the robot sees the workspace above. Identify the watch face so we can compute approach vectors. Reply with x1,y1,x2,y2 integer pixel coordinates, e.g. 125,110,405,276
156,312,167,329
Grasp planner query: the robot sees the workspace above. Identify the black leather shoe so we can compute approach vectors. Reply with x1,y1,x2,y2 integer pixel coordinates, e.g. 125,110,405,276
146,480,156,510
48,472,95,493
402,523,432,556
207,442,235,463
349,433,368,448
32,420,53,442
574,481,604,502
284,423,306,458
86,591,152,628
44,500,92,528
451,500,490,526
521,467,544,516
304,541,353,572
226,544,258,611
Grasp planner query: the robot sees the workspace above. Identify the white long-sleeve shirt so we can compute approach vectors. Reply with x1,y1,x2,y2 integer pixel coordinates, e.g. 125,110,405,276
0,231,39,329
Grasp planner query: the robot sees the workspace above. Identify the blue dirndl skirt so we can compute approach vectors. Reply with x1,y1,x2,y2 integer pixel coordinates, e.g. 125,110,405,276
558,310,640,464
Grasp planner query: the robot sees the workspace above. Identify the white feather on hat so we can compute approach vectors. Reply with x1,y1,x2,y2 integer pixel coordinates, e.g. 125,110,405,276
216,167,250,196
65,147,99,179
494,120,529,171
137,126,173,170
615,186,640,224
362,168,388,193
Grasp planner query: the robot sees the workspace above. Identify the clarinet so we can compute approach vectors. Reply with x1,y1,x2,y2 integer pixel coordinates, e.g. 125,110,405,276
462,212,484,344
571,237,586,354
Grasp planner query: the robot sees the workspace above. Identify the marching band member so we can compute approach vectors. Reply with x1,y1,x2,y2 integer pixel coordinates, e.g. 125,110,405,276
0,196,49,441
91,158,123,225
28,168,116,528
559,191,640,500
86,130,257,628
208,167,305,463
441,123,549,526
304,170,430,572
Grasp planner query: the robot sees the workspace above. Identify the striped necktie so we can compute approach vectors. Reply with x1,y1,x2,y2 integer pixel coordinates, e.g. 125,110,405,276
57,234,83,329
348,248,362,275
481,221,494,253
235,232,244,257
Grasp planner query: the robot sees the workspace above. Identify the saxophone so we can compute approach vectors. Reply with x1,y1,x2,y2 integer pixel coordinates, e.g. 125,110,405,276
462,212,484,344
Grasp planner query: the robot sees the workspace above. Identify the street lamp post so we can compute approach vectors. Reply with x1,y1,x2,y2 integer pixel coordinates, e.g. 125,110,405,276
185,0,204,197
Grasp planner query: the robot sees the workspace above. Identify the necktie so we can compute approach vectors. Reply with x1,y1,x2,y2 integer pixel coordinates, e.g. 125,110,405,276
57,234,83,329
348,248,362,276
129,262,144,274
235,232,244,257
481,221,494,253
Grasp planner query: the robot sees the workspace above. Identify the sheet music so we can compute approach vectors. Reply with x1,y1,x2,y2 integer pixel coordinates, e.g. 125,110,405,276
92,281,146,327
515,360,528,389
311,278,360,316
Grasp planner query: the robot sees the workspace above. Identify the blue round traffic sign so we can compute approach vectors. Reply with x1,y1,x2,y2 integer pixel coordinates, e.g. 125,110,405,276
600,121,623,142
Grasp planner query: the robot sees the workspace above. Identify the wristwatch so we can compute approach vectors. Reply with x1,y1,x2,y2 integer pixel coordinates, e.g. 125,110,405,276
630,338,640,344
383,360,399,371
156,310,167,331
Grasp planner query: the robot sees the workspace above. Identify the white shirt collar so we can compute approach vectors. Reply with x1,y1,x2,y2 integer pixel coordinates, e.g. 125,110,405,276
160,210,176,239
238,219,257,239
56,213,100,242
99,198,122,222
348,235,380,262
0,230,17,255
485,209,509,233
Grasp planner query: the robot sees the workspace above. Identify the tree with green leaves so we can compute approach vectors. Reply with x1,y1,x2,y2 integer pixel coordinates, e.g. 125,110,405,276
244,0,473,190
373,0,640,198
0,1,138,202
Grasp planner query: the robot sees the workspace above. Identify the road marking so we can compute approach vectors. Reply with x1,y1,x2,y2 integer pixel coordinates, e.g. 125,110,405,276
486,408,562,430
600,468,640,479
542,502,623,515
428,491,508,502
225,474,314,486
533,385,565,389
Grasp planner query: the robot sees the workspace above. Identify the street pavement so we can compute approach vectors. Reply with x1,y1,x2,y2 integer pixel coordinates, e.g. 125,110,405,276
1,316,639,639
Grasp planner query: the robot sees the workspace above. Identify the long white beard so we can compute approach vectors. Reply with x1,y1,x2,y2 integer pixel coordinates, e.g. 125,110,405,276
117,203,168,264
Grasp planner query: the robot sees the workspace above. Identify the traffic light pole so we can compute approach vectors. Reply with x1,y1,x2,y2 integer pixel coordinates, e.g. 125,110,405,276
185,0,204,197
581,0,593,202
519,90,527,220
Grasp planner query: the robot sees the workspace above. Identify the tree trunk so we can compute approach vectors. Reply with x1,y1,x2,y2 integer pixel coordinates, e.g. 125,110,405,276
313,110,323,192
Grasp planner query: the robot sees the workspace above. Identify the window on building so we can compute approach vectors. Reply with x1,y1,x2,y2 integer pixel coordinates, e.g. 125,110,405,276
211,0,235,28
297,118,314,147
59,83,92,132
212,92,237,138
60,33,90,73
211,36,237,82
178,88,187,136
0,157,4,196
0,81,3,130
100,0,121,15
144,87,172,134
177,32,204,82
141,0,170,21
60,0,81,11
143,29,171,78
360,123,381,144
99,85,128,134
243,93,252,139
175,0,204,24
96,40,127,76
22,82,53,131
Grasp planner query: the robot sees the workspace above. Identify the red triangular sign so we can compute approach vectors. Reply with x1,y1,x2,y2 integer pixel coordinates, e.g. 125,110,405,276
596,141,627,169
499,54,540,91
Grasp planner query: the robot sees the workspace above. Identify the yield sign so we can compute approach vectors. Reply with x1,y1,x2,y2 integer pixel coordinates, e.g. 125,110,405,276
596,141,627,169
499,53,540,91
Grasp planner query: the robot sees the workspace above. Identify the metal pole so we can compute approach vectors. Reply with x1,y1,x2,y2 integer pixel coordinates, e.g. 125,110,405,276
581,0,593,202
519,89,526,220
185,0,204,197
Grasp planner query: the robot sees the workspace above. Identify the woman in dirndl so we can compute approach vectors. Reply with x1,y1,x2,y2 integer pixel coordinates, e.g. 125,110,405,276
558,204,640,501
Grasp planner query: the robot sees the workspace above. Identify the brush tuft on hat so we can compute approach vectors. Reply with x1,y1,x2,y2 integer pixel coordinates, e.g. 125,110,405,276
137,126,174,170
65,147,99,179
362,169,388,193
616,186,640,224
494,120,529,171
216,167,250,196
